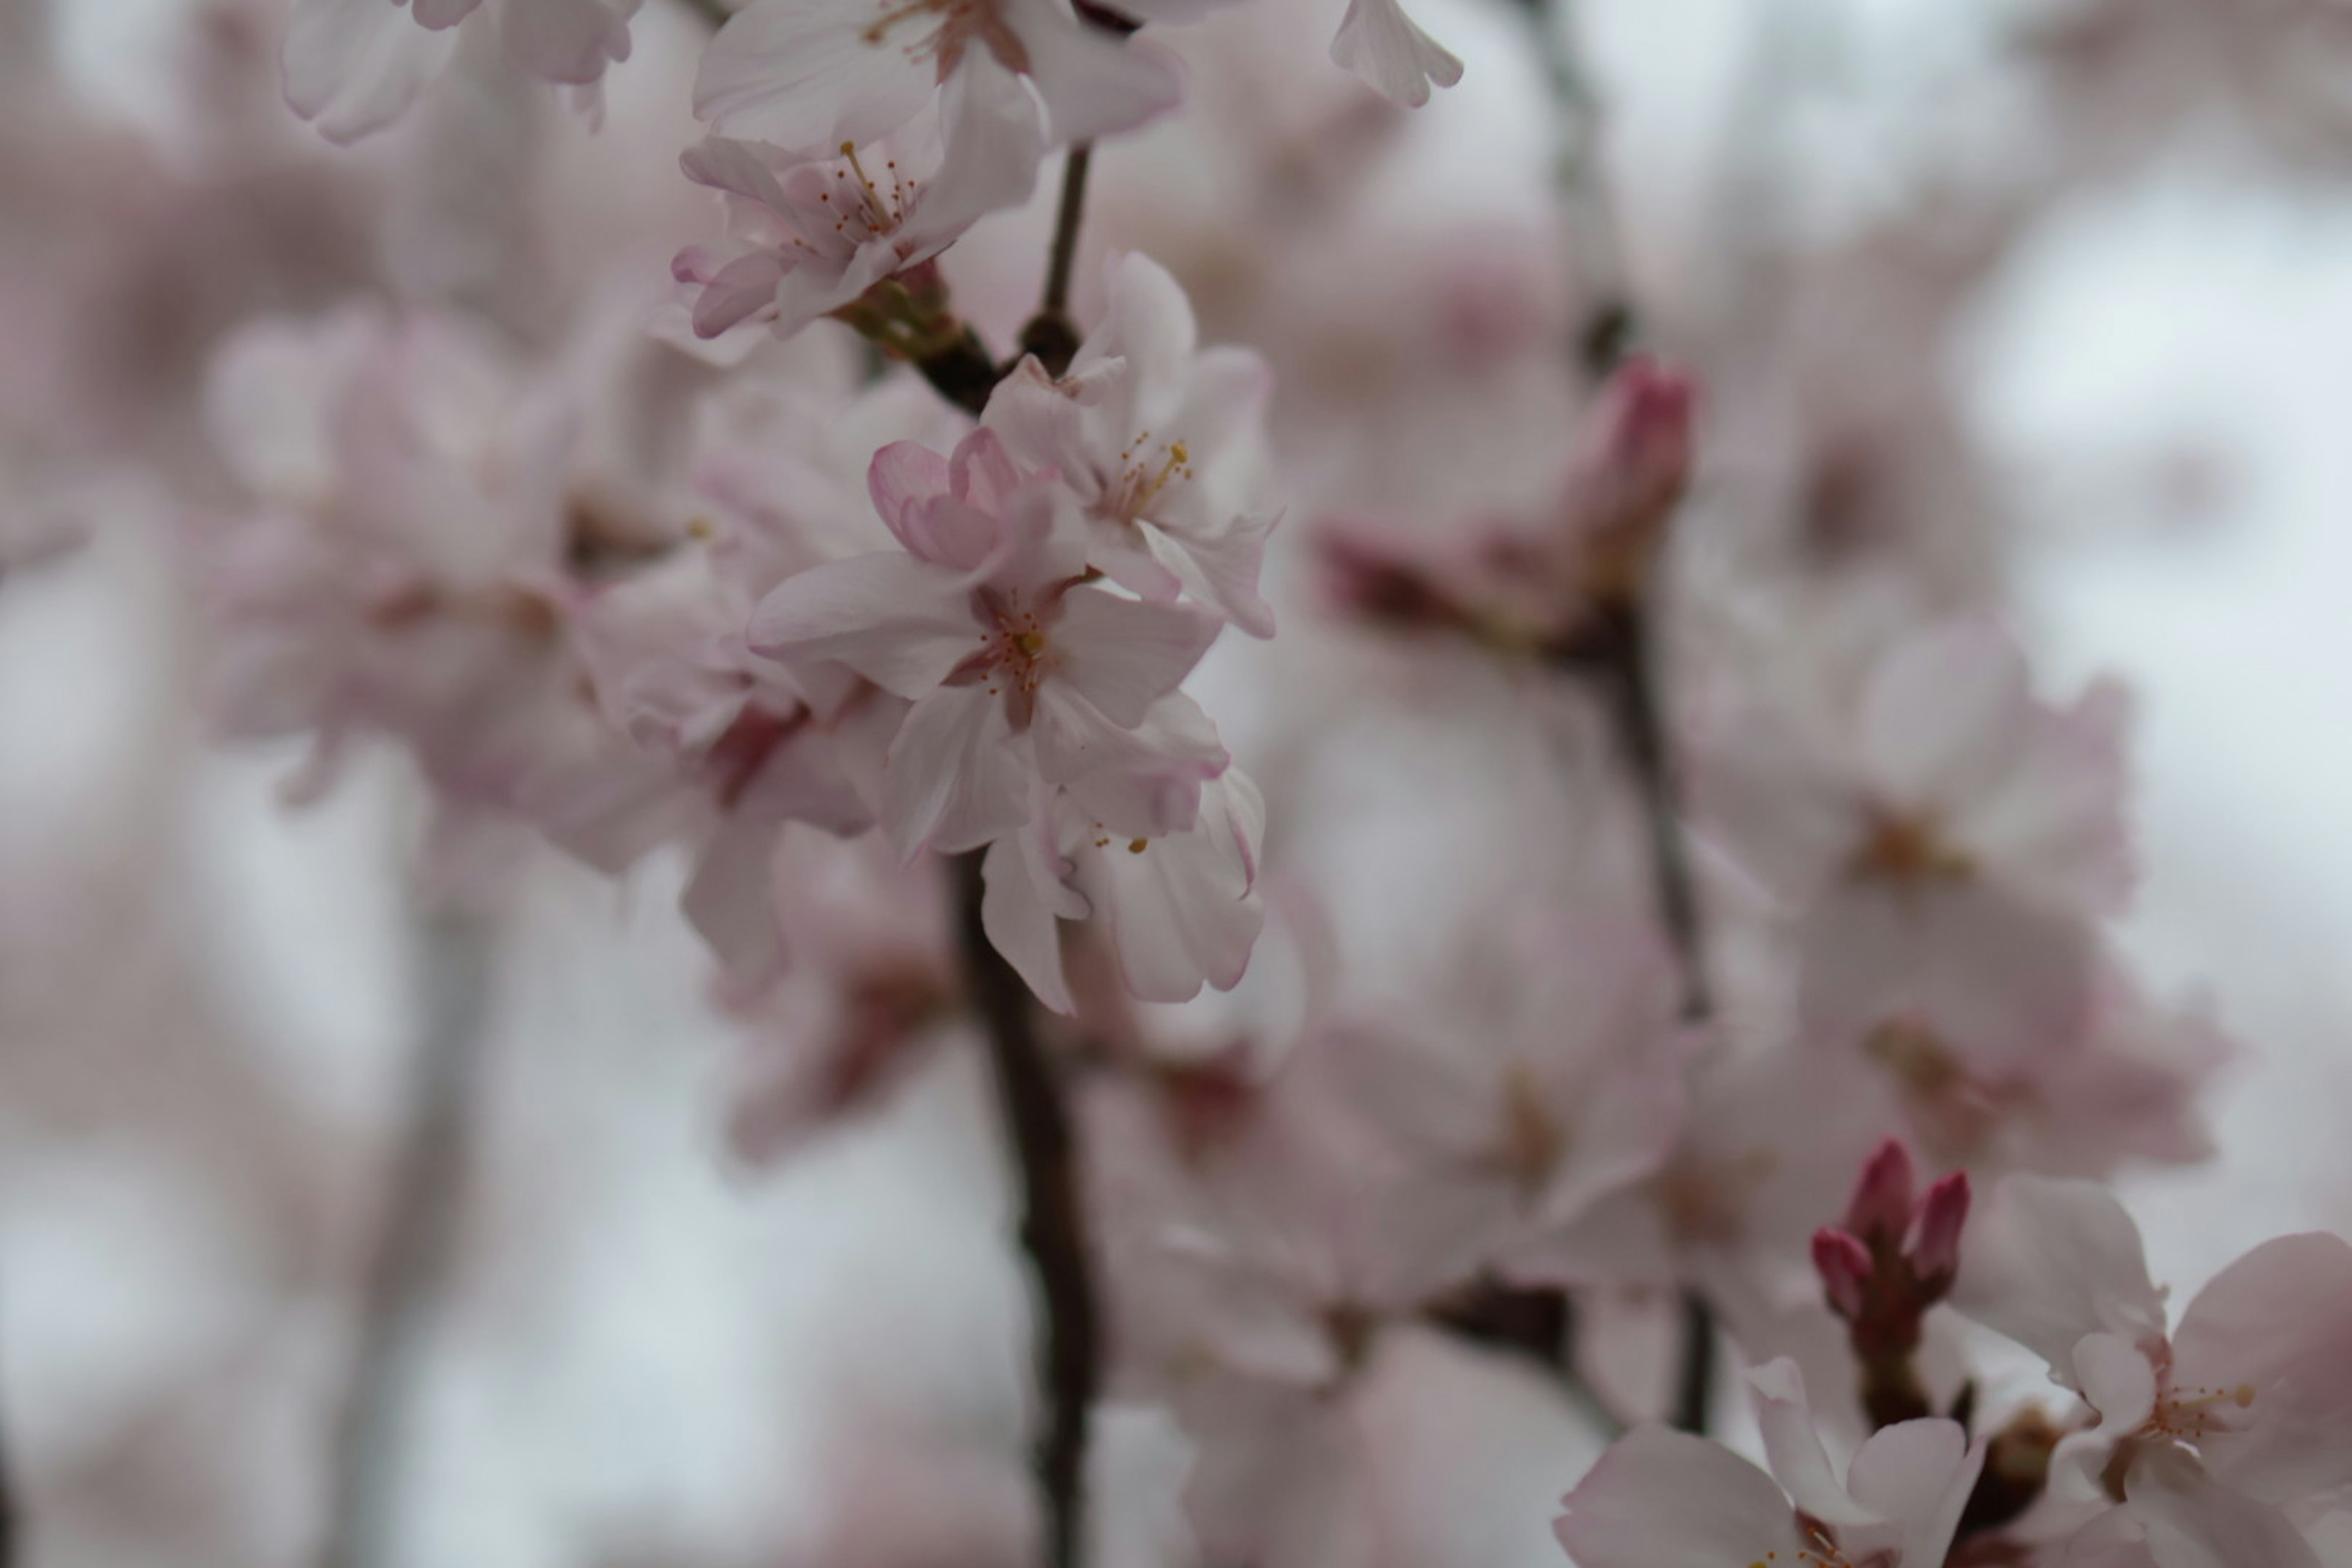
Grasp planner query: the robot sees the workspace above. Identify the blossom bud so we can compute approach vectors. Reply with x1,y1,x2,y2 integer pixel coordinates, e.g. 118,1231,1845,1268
1911,1171,1971,1292
1842,1139,1919,1253
1566,356,1697,603
1812,1227,1874,1321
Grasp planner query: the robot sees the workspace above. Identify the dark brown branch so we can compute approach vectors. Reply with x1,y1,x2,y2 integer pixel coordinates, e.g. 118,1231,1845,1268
320,911,494,1568
908,325,1006,418
1427,1282,1627,1438
951,854,1101,1568
1018,144,1095,379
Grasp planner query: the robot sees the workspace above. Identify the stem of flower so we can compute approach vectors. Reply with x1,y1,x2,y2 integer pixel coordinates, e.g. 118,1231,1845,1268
677,0,734,30
1019,143,1095,379
320,908,495,1568
950,853,1101,1568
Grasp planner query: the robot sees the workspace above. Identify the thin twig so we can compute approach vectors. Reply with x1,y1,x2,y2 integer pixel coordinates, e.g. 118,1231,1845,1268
1018,145,1095,378
1041,144,1092,322
1520,0,1722,1434
320,910,495,1568
951,854,1100,1568
1668,1288,1716,1434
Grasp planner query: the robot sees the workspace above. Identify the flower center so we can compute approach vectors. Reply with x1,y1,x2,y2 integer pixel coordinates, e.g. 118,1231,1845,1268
813,141,910,241
1107,432,1194,522
859,0,1031,80
981,606,1052,698
2147,1381,2257,1442
1847,807,1973,884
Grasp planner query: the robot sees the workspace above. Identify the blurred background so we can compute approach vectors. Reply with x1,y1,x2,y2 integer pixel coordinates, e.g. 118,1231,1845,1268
5,0,2352,1562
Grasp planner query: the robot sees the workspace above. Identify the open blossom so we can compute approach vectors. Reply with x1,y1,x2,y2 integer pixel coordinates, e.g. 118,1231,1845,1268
747,426,1226,861
1954,1176,2352,1566
186,304,622,812
674,58,1046,342
1699,617,2133,1074
980,755,1262,1011
1556,1359,1982,1568
985,252,1280,637
282,0,642,143
695,0,1186,151
1322,913,1690,1291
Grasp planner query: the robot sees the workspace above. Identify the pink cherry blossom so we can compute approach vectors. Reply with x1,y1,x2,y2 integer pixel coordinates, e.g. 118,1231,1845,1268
673,57,1046,343
1954,1176,2352,1559
746,427,1224,861
984,252,1280,636
979,752,1262,1012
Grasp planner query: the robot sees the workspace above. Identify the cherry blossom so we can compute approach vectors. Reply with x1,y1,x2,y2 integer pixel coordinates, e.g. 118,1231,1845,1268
673,58,1047,343
979,753,1262,1011
1954,1176,2352,1564
745,427,1225,861
984,252,1280,637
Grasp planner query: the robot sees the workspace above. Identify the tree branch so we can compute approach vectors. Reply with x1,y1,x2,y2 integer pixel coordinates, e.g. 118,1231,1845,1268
950,853,1101,1568
1018,144,1095,379
319,910,494,1568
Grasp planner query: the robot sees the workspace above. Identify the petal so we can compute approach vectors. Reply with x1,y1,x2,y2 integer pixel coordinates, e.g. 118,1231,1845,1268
1032,684,1226,837
1555,1425,1809,1568
682,815,786,988
746,553,979,698
1751,1359,1879,1529
1858,618,2032,812
868,438,954,538
1007,0,1185,141
1845,1419,1982,1568
881,685,1027,856
496,0,636,85
694,0,937,145
2171,1232,2352,1504
1080,771,1263,1002
1950,1175,2168,1385
2124,1444,2324,1568
283,0,456,143
1050,586,1220,727
906,53,1049,245
982,825,1077,1014
1327,0,1461,108
2074,1332,2159,1435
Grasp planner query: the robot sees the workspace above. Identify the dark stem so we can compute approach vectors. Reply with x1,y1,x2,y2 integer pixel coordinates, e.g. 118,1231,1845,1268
678,0,734,29
951,853,1100,1568
908,324,1005,418
1590,600,1711,1022
1669,1289,1716,1434
319,911,494,1568
1018,144,1094,378
1427,1283,1626,1438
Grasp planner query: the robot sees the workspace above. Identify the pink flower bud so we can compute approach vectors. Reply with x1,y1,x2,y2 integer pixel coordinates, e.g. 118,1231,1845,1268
1588,357,1695,524
1910,1170,1970,1293
1812,1227,1874,1322
1842,1139,1918,1251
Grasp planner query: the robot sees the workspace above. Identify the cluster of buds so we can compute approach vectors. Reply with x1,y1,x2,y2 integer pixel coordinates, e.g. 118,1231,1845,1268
1811,1139,1970,1429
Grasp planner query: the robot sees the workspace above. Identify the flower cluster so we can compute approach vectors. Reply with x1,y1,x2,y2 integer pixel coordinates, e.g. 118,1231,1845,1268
4,0,2343,1564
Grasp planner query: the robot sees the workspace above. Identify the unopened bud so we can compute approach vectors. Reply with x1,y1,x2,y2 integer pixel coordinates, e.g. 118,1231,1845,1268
1842,1139,1918,1253
1910,1171,1970,1293
1812,1227,1874,1322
